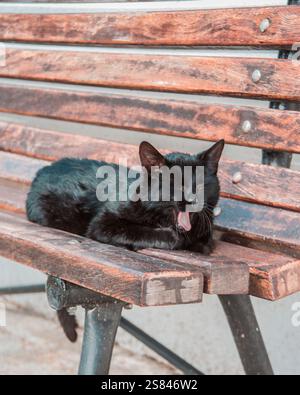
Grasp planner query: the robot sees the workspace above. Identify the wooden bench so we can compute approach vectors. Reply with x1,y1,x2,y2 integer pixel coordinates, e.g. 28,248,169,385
0,1,300,375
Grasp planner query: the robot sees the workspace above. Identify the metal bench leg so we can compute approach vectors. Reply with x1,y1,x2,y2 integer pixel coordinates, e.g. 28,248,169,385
79,302,123,375
219,295,274,376
0,284,45,295
46,276,124,376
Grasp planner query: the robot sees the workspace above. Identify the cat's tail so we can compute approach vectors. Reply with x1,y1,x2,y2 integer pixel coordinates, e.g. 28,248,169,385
57,308,78,343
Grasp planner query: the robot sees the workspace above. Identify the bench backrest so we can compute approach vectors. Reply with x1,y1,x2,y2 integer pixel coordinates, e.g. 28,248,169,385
0,1,300,258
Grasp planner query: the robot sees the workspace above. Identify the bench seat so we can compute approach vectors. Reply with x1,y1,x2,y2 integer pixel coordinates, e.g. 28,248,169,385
0,210,205,307
0,124,299,302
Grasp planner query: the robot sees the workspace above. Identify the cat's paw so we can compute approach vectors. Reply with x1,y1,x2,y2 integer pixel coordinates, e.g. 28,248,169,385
158,228,183,250
169,230,183,250
190,239,215,255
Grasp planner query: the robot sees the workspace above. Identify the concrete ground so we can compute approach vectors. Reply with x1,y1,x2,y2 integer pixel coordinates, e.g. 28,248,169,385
0,299,179,375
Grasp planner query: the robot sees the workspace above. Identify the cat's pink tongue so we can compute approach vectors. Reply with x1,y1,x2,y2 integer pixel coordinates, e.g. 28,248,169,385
177,211,192,232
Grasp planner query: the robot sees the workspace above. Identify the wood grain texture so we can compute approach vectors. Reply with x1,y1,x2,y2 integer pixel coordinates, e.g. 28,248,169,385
2,173,300,269
217,198,300,259
214,242,300,301
1,124,300,212
219,160,300,212
0,122,140,163
1,176,300,300
140,248,249,295
0,210,204,306
0,181,249,296
0,178,29,214
1,6,300,47
0,48,300,101
142,242,300,301
1,84,300,153
0,151,49,185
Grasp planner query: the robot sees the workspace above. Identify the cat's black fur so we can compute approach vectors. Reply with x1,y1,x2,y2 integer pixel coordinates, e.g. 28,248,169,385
26,140,224,341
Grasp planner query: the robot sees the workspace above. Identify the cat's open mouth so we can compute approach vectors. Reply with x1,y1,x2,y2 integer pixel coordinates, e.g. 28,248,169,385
177,211,192,232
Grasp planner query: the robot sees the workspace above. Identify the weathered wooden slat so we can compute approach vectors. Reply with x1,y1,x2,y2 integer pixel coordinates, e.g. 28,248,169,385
1,7,300,47
2,167,300,264
1,125,300,212
217,198,300,259
219,160,300,212
1,84,300,153
17,180,298,259
0,122,139,163
0,182,249,296
0,151,48,185
0,210,204,306
217,242,300,301
140,247,249,295
0,178,29,214
141,243,300,301
1,178,299,300
3,177,300,299
2,176,300,300
0,48,299,101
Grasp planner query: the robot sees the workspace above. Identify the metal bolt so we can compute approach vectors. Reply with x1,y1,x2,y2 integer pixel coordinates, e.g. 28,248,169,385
279,103,286,110
213,207,222,217
259,19,271,33
242,120,252,133
232,171,243,184
252,69,262,83
68,240,80,245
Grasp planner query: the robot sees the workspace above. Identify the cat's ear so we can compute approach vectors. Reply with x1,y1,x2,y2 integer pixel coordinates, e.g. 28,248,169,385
139,142,166,171
198,140,225,174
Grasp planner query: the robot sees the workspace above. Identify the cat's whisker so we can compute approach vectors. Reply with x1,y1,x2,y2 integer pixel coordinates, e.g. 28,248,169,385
199,211,206,236
204,209,213,235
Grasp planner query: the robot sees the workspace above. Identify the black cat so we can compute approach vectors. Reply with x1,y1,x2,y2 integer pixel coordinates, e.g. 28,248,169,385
26,139,224,341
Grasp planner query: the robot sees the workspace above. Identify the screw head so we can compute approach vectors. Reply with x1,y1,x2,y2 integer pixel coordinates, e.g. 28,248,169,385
279,103,286,110
232,172,243,184
260,19,271,33
68,240,80,245
242,120,252,133
252,69,262,83
213,207,222,217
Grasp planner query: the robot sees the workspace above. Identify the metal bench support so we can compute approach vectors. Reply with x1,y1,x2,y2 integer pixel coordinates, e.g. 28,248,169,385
120,317,204,375
219,295,274,375
79,302,123,375
46,276,124,375
0,284,45,295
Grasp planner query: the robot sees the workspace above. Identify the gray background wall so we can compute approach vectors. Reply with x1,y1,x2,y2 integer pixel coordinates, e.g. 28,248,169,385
1,0,300,375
